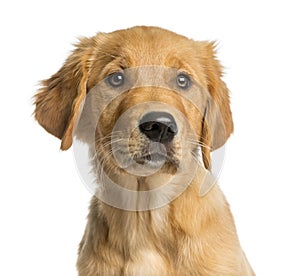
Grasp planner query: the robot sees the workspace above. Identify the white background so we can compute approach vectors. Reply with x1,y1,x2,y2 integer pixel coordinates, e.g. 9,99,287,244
0,0,299,275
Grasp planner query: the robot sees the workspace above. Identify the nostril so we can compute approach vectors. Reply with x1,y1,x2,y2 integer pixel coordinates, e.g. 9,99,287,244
168,123,177,134
141,122,151,131
140,122,159,131
150,123,160,131
139,121,163,143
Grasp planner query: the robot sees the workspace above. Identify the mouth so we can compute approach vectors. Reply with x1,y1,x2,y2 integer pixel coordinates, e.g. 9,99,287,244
133,151,179,168
134,152,166,164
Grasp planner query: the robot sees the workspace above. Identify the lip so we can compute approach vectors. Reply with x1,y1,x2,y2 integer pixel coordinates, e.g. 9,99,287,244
133,152,180,168
134,153,166,164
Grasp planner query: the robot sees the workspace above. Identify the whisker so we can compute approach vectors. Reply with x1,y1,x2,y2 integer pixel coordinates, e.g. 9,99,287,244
96,148,121,185
187,138,211,150
191,151,202,166
96,147,119,165
94,150,115,183
101,138,124,149
94,131,124,143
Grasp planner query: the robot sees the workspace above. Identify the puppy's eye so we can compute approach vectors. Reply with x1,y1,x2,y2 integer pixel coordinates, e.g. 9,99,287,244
177,73,191,90
107,72,125,87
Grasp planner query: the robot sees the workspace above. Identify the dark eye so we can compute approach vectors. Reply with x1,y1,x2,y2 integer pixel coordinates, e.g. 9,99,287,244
177,73,191,90
107,72,125,87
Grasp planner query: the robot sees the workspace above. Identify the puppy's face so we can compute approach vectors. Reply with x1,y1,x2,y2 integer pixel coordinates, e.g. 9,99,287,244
34,26,233,184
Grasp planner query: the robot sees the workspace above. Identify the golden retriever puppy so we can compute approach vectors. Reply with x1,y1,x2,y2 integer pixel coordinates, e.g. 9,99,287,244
34,26,254,275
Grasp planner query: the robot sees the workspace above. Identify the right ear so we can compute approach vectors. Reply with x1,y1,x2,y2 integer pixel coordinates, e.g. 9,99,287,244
34,37,94,150
197,42,234,170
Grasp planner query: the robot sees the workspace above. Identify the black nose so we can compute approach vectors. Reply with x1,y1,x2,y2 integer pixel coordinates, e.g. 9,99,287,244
139,112,178,143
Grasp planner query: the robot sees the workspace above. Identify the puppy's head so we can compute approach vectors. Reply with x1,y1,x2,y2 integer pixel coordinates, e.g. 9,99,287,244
34,26,233,176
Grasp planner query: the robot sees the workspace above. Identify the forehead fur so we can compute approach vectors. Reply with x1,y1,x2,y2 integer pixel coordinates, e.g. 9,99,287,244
88,26,209,88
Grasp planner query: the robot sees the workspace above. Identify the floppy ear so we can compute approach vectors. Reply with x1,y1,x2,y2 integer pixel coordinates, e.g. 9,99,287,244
34,37,94,150
199,42,234,169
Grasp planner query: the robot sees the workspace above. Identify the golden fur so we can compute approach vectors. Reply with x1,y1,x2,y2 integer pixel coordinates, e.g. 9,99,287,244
34,26,254,275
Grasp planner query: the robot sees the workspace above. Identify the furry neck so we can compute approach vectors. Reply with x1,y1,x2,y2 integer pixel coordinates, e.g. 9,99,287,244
91,166,223,253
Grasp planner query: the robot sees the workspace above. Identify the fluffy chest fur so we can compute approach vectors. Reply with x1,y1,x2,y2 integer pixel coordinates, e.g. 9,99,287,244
77,172,249,275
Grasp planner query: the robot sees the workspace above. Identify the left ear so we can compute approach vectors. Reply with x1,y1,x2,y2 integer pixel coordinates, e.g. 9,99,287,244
198,42,234,169
34,37,94,150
